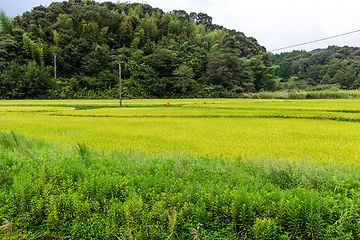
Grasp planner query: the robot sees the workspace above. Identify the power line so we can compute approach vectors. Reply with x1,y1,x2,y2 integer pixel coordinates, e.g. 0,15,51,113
55,55,234,75
121,66,258,76
269,29,360,52
271,46,359,67
54,53,260,77
55,45,356,78
57,55,98,75
126,62,184,67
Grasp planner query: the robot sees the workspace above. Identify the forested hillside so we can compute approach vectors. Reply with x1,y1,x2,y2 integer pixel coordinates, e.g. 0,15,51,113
270,46,360,91
0,0,277,99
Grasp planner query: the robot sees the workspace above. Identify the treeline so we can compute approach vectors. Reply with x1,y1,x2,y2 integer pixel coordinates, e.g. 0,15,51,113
270,46,360,91
0,0,278,99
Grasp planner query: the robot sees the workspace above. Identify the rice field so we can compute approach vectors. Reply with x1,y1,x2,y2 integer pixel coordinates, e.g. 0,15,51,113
2,98,360,239
2,98,359,110
0,99,359,163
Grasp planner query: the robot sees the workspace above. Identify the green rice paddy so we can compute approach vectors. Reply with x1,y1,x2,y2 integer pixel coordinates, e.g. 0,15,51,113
0,99,359,163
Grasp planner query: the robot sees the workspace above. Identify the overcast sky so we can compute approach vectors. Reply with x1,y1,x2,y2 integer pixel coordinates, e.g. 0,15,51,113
2,0,360,53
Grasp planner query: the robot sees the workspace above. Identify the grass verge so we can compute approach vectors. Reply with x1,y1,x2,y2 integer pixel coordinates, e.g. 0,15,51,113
0,132,360,239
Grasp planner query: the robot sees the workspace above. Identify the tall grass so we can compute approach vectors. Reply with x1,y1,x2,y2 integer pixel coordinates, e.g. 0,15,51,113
0,131,37,152
241,90,360,99
1,132,360,239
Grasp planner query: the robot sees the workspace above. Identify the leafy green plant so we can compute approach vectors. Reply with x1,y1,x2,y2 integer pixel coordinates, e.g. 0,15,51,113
252,217,279,239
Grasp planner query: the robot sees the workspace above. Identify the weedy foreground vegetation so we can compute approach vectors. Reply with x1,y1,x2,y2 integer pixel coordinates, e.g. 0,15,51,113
1,99,360,239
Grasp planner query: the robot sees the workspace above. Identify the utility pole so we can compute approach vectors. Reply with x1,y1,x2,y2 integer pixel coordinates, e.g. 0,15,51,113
116,59,124,108
52,53,58,80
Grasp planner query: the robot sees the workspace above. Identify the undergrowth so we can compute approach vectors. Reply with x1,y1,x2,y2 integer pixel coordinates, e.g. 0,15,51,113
241,90,360,99
0,132,360,239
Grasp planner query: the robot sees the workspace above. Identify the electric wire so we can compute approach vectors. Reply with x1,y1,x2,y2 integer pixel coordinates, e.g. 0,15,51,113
55,49,356,77
121,67,253,76
57,56,99,75
54,29,360,77
272,47,359,67
55,54,260,77
269,29,360,52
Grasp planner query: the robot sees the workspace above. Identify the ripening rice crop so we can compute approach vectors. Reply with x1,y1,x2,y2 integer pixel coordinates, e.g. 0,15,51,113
2,98,360,111
0,111,359,163
0,106,75,112
46,106,360,122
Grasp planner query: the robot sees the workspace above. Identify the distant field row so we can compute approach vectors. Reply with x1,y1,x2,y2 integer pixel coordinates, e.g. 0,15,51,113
1,99,360,122
1,98,360,111
45,107,360,122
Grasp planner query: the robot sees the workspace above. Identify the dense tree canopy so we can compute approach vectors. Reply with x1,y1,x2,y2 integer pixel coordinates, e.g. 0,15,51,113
0,1,277,99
